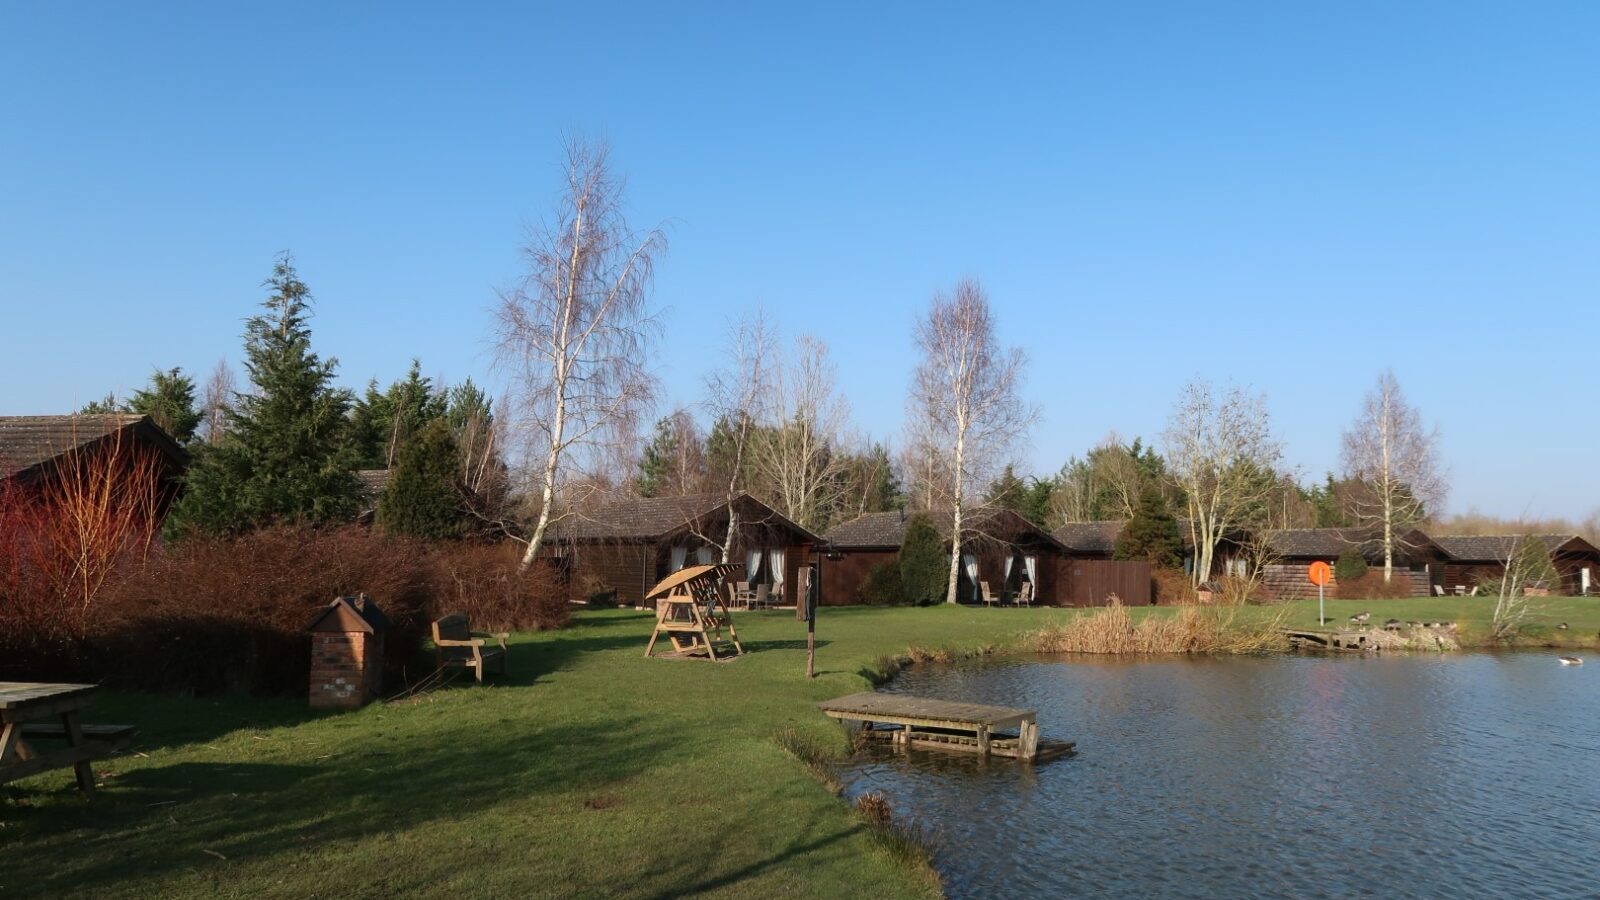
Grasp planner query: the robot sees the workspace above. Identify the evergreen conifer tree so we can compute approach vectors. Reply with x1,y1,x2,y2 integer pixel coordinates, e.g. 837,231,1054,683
1334,546,1368,582
898,513,948,604
169,254,358,534
635,416,681,498
129,367,202,444
376,419,465,539
1113,483,1183,567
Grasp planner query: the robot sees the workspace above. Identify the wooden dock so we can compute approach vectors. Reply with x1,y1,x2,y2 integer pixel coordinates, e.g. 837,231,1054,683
1284,628,1376,652
818,692,1074,762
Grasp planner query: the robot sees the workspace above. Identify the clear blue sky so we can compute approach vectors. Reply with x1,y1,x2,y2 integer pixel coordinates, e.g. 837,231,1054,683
3,3,1597,519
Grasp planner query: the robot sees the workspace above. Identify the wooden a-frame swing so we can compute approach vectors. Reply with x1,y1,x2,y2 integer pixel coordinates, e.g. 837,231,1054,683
643,563,744,661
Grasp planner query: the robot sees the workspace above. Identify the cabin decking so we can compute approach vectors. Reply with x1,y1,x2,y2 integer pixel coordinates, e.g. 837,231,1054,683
818,692,1073,762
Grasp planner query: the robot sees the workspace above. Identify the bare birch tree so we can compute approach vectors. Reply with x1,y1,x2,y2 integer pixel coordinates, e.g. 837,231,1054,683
1162,379,1283,587
908,279,1035,604
753,334,852,530
704,311,775,561
495,139,664,573
199,359,236,444
1340,370,1446,583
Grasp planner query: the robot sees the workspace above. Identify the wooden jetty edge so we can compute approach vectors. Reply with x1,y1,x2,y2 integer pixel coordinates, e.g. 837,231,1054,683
818,692,1074,762
1284,629,1375,651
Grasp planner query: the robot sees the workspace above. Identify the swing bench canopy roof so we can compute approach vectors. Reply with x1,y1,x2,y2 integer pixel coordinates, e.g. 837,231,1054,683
644,563,743,601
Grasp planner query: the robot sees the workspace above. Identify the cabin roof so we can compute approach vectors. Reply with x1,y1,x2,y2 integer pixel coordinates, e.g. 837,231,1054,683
1051,521,1126,554
824,508,1067,553
1432,534,1596,562
0,414,186,481
555,492,819,544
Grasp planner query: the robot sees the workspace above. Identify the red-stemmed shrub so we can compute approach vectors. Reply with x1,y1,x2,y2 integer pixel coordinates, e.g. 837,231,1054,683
0,522,570,696
429,542,569,632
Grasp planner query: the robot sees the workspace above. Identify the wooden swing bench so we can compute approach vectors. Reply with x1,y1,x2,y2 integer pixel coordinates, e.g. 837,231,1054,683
643,563,744,661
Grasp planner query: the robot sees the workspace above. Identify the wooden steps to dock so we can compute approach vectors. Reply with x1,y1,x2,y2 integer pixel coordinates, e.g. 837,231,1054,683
818,692,1074,762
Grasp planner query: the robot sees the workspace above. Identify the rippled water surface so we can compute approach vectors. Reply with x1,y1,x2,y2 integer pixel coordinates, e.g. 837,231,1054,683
840,653,1599,899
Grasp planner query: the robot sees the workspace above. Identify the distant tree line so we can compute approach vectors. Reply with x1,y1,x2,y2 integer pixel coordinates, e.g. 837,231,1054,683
75,139,1498,598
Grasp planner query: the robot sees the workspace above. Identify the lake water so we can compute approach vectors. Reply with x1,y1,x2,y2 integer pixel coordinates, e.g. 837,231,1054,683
839,652,1600,899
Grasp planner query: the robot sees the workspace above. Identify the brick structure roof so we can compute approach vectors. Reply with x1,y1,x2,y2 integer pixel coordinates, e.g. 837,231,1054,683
0,414,185,480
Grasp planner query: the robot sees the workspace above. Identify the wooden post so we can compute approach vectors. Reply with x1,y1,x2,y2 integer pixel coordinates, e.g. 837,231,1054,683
1020,718,1039,760
977,725,991,757
62,711,95,798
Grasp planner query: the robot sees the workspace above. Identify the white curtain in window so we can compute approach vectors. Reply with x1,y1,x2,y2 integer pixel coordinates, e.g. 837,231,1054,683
1004,556,1014,583
746,548,762,582
963,554,979,601
1025,555,1038,586
770,547,787,601
695,546,714,565
670,545,688,571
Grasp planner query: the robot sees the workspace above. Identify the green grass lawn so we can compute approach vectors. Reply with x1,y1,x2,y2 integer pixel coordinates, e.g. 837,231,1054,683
2,596,1594,898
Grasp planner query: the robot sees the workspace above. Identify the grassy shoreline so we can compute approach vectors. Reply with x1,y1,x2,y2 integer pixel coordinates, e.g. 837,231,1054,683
1,598,1593,898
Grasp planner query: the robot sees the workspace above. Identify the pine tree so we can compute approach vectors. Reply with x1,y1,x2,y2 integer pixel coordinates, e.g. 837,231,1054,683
79,393,121,415
128,368,202,445
169,254,359,534
1113,483,1183,567
986,464,1027,511
376,420,465,539
348,379,392,468
635,416,681,498
898,514,948,604
348,360,446,469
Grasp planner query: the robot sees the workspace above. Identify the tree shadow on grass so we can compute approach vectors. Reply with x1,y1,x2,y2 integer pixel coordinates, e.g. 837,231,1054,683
0,713,677,897
624,807,865,899
737,639,832,653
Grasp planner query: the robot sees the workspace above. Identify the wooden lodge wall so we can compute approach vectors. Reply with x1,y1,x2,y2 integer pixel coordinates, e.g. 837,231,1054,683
1260,564,1430,600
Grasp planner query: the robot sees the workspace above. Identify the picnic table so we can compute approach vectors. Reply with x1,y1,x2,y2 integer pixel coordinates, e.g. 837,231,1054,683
0,682,134,798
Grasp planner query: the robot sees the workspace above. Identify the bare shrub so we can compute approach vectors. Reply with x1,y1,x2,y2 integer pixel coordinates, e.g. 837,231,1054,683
1334,571,1417,600
1152,568,1196,605
431,542,569,631
97,526,435,693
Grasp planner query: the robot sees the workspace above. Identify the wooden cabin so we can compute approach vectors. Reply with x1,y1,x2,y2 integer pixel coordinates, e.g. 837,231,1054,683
542,493,819,607
1432,534,1600,596
1258,527,1446,598
822,508,1078,605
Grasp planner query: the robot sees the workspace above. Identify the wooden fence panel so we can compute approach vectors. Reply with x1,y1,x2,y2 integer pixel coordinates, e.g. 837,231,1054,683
1066,560,1153,606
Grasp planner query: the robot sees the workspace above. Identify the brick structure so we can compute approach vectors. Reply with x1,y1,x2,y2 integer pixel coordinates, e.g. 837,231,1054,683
306,594,390,709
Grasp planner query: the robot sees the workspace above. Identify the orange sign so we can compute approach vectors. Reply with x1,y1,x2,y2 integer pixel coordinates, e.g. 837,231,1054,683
1307,561,1332,587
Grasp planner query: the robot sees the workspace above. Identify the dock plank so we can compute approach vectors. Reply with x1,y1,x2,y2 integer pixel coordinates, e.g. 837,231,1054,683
818,692,1034,729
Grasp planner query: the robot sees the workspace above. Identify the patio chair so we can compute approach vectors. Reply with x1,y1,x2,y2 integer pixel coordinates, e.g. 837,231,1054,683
1432,584,1446,597
980,581,999,608
1017,582,1034,608
753,583,770,610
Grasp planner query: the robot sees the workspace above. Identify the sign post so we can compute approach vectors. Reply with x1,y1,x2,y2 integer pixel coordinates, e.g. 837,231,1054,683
1307,561,1332,626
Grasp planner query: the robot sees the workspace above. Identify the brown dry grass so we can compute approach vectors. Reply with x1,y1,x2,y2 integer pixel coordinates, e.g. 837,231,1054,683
1030,600,1290,654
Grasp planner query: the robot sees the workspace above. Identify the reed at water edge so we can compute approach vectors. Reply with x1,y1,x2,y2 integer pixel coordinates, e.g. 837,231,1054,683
1029,600,1290,655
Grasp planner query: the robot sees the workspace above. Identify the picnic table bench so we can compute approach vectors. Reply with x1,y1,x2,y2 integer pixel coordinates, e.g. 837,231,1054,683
432,614,509,683
0,682,135,798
